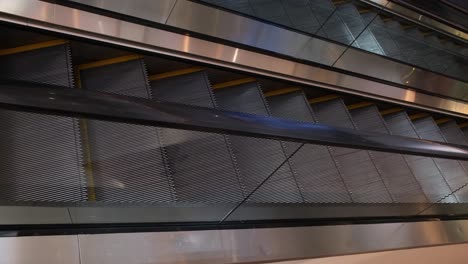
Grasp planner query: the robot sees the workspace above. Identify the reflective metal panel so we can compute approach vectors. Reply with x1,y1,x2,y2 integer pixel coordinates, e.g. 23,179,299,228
0,235,79,264
334,48,468,100
165,0,346,66
78,220,468,263
362,0,468,42
65,0,177,24
0,206,72,225
0,81,468,160
0,0,467,118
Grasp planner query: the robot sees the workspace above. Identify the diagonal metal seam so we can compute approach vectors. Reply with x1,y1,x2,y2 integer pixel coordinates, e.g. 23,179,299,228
331,0,390,67
1,80,468,161
219,143,306,223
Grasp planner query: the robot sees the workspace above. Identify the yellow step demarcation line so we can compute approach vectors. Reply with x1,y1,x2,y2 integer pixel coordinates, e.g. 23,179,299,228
0,39,69,56
332,0,351,5
435,118,452,125
212,77,257,90
380,107,404,116
75,54,144,201
264,87,301,97
308,94,341,104
74,68,97,202
347,102,374,111
459,123,468,129
358,8,371,14
409,112,430,121
148,67,204,81
77,54,143,71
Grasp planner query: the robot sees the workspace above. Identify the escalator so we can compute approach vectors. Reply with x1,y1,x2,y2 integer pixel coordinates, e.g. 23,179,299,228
200,0,467,81
0,24,467,212
0,2,467,260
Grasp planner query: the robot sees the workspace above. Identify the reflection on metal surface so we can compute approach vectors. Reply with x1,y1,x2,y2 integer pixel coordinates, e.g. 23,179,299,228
64,0,177,24
1,81,468,160
54,0,468,101
0,0,467,118
362,0,468,42
333,49,468,101
165,0,346,66
1,220,468,263
77,220,468,263
0,235,79,264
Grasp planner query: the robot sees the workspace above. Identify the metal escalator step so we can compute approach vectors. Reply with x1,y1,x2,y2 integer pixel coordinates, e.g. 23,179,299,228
149,70,245,203
383,112,457,203
439,120,468,178
412,116,468,202
349,105,428,203
266,91,352,203
0,43,87,202
214,82,304,203
311,98,392,203
79,58,174,203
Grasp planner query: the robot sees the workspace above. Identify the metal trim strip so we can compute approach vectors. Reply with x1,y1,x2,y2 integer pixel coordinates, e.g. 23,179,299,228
0,0,467,118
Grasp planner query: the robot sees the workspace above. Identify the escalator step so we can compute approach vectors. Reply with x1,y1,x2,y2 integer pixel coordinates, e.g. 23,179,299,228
267,91,352,203
149,69,245,203
439,120,468,181
311,98,393,203
383,112,457,203
78,57,174,203
214,81,304,203
349,105,428,203
412,116,468,202
0,42,87,202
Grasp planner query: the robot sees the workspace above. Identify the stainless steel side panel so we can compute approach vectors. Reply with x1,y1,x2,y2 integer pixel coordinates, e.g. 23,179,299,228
334,48,468,101
0,220,468,263
77,220,468,263
363,0,468,42
67,0,177,24
0,0,467,118
165,0,347,66
0,235,80,264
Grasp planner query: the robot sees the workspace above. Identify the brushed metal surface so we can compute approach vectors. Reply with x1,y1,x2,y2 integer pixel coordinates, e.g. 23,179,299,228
333,48,468,101
0,0,467,118
77,220,468,264
166,0,346,66
66,0,177,24
0,235,79,264
54,0,468,101
362,0,468,42
1,81,468,161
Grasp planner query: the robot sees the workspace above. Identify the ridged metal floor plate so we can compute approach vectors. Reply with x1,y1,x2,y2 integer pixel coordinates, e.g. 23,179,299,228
311,98,392,203
383,112,457,203
214,82,303,203
412,116,468,202
266,91,352,203
0,44,86,202
79,59,174,203
150,71,244,203
350,105,428,203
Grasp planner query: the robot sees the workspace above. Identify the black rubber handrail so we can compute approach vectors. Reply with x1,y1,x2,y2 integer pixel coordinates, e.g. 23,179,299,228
1,80,468,160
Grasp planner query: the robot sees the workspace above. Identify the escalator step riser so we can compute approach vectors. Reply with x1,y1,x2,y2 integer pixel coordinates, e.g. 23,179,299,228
79,59,174,203
266,91,352,203
383,112,458,203
412,117,468,202
350,105,428,203
150,71,245,203
0,44,87,202
214,82,303,203
311,98,393,203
